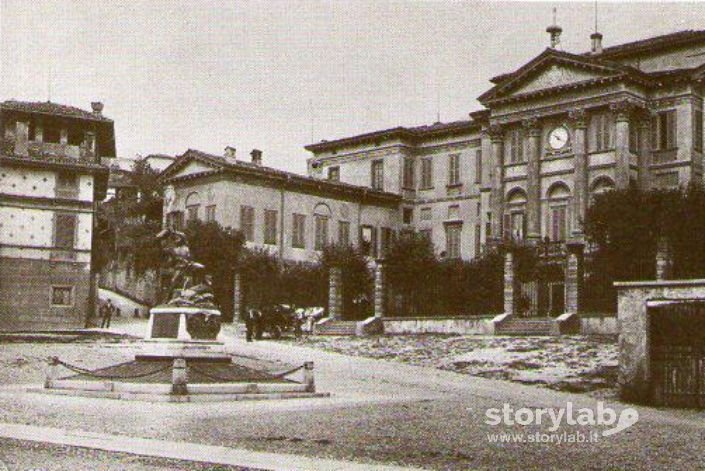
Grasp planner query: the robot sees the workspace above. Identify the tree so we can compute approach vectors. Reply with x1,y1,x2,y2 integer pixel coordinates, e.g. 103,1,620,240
183,220,246,321
385,233,437,316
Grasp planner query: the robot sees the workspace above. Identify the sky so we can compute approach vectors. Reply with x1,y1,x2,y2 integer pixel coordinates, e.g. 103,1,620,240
1,1,704,174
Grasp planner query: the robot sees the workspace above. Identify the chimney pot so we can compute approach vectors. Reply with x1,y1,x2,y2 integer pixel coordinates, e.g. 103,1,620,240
251,149,262,166
590,32,603,54
91,102,104,115
224,146,237,160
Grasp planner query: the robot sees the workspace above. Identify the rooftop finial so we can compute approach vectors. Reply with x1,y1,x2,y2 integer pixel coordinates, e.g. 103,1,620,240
590,0,603,54
546,7,563,49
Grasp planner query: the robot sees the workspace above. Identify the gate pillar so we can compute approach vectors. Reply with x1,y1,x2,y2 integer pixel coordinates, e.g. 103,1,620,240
503,249,519,315
565,241,584,314
328,266,343,320
374,259,387,319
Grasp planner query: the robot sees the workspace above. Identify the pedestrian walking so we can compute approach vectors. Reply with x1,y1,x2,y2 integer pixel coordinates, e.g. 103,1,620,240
244,307,260,342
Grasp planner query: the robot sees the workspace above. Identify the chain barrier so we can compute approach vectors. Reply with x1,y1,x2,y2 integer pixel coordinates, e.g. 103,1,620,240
187,363,304,383
50,357,172,380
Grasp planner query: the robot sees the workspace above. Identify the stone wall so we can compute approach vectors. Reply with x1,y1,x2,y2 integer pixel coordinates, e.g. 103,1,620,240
382,315,495,335
99,259,159,307
615,279,705,403
580,316,618,335
0,257,91,330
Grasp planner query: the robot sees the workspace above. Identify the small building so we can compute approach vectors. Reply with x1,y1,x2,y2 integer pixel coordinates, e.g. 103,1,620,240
0,100,114,330
160,148,400,263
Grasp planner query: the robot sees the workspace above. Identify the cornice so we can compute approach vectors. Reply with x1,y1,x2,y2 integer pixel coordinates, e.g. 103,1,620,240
0,193,94,211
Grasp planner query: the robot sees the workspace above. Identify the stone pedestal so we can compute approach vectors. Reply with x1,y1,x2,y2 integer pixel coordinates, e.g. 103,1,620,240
142,306,226,360
328,267,343,320
565,241,585,314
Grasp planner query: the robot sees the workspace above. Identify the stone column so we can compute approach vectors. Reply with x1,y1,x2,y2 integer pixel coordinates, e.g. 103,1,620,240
503,249,518,315
328,266,343,320
171,358,188,396
374,259,387,319
232,272,242,321
569,109,588,237
655,236,672,281
611,101,633,190
637,114,652,191
489,125,505,241
523,118,542,243
565,241,585,314
303,361,315,392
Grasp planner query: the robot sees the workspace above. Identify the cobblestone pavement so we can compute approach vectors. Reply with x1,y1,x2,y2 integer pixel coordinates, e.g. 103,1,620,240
2,325,705,469
0,438,251,471
281,334,619,399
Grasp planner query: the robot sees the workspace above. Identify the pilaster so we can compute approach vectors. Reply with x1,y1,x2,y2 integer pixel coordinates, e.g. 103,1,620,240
523,117,542,242
569,108,588,237
489,124,505,242
611,101,634,190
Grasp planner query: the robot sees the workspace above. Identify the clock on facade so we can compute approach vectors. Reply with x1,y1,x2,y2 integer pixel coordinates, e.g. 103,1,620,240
548,126,570,151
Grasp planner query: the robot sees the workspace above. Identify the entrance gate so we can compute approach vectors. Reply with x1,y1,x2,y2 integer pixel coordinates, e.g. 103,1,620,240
650,301,705,408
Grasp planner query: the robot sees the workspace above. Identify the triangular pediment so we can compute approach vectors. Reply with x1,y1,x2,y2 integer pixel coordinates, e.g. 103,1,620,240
159,150,225,181
479,49,627,103
511,63,613,95
171,160,218,178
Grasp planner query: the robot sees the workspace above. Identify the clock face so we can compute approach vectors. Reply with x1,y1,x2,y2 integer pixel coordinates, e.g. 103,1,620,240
548,126,569,150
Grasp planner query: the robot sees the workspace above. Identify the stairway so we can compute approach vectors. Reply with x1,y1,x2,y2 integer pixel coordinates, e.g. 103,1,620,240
314,320,358,336
495,318,556,336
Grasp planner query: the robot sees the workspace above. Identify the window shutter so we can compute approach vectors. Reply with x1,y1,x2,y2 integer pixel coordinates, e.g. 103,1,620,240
651,115,659,151
667,110,677,149
55,214,76,249
503,213,511,241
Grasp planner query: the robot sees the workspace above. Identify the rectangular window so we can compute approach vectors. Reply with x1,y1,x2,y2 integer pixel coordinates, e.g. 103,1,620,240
474,149,482,184
420,207,432,221
44,123,61,143
447,204,460,220
51,286,73,306
590,112,614,152
694,109,703,152
654,172,680,189
338,221,350,246
380,227,393,256
550,206,567,242
629,125,640,154
314,215,329,250
510,211,525,240
652,110,677,151
327,166,340,181
168,211,184,230
421,158,433,189
402,208,413,224
205,205,216,222
445,224,462,259
56,172,79,198
448,154,460,186
186,205,199,222
240,205,255,242
371,160,384,190
402,158,415,189
264,209,278,245
507,129,524,163
292,214,306,248
360,225,375,256
54,213,76,249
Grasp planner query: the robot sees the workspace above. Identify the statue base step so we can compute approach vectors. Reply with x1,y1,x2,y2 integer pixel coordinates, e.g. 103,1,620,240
138,339,229,360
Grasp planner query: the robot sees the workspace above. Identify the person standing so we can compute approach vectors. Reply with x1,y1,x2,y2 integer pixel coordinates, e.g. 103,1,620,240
244,307,259,342
101,299,114,329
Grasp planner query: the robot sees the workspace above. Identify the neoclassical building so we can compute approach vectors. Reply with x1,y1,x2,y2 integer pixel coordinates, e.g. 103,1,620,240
306,28,705,259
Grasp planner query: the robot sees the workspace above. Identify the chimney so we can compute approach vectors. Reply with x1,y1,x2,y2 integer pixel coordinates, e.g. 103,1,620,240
91,101,104,116
546,8,562,49
590,32,603,55
250,149,262,166
224,146,237,161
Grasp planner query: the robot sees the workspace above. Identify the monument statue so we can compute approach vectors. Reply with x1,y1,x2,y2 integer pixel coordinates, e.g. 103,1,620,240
154,228,221,340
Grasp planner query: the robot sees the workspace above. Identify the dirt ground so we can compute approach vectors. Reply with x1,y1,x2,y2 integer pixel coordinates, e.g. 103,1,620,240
285,334,619,399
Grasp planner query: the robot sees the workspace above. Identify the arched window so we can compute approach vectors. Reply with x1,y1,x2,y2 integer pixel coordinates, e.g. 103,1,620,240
547,182,571,242
590,176,615,197
185,192,201,222
504,187,527,240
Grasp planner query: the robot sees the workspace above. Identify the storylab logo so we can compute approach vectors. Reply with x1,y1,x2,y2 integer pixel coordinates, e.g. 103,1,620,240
477,402,639,444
